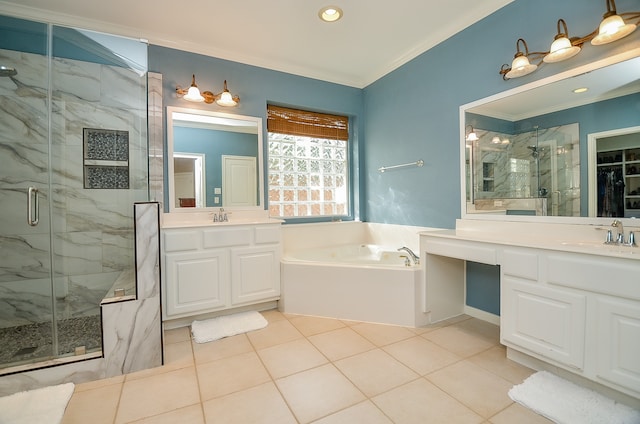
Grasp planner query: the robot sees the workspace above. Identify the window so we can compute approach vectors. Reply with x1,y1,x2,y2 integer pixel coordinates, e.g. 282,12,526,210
267,105,349,218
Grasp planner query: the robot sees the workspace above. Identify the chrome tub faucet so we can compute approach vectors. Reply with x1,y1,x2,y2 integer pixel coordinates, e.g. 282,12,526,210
398,246,420,265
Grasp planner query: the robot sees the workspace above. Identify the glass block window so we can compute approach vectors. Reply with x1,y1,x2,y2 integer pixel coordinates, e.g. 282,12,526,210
267,105,349,218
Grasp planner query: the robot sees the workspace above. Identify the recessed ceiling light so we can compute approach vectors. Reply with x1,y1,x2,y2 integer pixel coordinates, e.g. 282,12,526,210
573,87,588,93
319,6,343,22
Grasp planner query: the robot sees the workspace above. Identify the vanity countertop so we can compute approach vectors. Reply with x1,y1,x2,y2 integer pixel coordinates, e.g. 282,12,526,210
421,221,640,260
161,211,283,229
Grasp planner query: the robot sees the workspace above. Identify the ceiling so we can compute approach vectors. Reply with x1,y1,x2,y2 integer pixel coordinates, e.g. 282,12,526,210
0,0,514,88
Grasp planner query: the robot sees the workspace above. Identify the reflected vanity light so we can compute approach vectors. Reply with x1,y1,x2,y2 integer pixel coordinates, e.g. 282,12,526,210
499,0,639,80
466,125,479,142
492,136,510,145
176,75,240,106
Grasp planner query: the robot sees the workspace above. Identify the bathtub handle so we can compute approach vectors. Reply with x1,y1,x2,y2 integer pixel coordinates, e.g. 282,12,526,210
399,255,412,267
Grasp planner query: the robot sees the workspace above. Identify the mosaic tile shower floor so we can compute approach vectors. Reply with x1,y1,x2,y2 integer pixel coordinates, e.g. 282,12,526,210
0,315,102,367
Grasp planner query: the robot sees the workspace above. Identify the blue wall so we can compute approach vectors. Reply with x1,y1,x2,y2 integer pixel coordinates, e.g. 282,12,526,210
363,0,640,228
362,0,640,315
147,0,640,316
148,45,365,216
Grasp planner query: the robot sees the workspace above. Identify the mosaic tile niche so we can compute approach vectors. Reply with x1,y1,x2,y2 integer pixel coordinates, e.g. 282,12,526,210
83,128,130,189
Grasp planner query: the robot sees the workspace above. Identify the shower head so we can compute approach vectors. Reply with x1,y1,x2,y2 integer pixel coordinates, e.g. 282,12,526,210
0,66,17,77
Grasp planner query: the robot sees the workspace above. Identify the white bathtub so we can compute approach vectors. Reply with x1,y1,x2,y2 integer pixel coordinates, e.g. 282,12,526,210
280,222,442,327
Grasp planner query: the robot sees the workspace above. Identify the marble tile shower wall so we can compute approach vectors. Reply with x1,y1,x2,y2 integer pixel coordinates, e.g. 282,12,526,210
0,48,148,328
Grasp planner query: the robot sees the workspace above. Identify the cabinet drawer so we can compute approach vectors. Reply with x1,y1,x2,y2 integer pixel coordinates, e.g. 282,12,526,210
255,225,281,244
163,230,200,252
501,249,538,280
547,254,640,300
203,228,252,248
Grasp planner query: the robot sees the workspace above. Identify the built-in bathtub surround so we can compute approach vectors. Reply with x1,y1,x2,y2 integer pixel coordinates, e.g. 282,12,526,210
280,222,442,326
0,202,162,396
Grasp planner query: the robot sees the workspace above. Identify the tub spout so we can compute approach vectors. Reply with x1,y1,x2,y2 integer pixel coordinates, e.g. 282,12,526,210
397,247,419,265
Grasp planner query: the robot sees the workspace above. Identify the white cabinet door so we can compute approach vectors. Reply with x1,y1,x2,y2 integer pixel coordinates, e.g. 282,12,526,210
231,245,280,305
502,277,586,370
165,250,229,317
596,297,640,396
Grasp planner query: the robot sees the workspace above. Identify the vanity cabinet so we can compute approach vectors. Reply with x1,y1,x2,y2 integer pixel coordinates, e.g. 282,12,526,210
500,247,640,397
422,229,640,399
162,223,281,321
501,248,587,370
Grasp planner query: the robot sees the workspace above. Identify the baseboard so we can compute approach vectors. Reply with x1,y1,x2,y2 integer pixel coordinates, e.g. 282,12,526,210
463,305,500,325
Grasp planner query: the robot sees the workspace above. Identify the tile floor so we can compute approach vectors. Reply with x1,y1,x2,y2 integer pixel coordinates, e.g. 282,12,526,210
62,311,553,423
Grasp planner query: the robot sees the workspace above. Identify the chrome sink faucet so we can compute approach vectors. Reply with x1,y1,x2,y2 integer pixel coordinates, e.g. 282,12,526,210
608,219,637,247
611,219,624,244
398,247,420,265
213,208,228,222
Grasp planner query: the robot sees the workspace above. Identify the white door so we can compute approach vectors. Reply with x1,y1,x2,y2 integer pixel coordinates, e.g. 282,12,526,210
222,155,257,207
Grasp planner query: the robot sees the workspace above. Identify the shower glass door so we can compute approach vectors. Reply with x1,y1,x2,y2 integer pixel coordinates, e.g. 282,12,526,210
0,14,149,371
0,16,56,368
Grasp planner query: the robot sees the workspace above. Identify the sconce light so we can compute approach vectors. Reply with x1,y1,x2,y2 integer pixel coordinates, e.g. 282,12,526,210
466,125,479,142
176,75,240,107
592,0,637,45
178,75,205,102
544,19,581,63
499,0,639,80
215,80,240,107
503,38,539,79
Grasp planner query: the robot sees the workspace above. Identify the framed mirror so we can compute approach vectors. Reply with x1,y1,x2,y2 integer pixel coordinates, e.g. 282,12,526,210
460,50,640,224
167,106,264,212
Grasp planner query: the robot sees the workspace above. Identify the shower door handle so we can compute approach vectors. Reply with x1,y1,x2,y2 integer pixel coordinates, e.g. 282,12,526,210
27,186,39,226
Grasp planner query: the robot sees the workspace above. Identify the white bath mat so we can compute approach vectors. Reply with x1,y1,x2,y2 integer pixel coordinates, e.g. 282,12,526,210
509,371,640,424
191,311,268,343
0,382,75,424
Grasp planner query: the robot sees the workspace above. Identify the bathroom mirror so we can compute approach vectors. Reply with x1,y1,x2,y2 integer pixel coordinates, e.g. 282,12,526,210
167,106,264,212
460,51,640,223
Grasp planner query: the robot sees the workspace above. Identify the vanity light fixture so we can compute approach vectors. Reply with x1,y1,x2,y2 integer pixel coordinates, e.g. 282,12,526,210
465,125,479,142
178,74,205,102
592,0,638,45
543,19,581,63
503,39,539,79
319,6,343,22
176,75,240,107
215,80,240,107
499,0,639,80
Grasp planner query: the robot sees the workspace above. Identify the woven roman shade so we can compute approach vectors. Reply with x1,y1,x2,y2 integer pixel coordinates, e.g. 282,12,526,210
267,105,348,141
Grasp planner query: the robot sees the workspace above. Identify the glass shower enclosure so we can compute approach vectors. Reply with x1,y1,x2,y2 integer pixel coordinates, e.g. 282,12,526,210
0,15,148,371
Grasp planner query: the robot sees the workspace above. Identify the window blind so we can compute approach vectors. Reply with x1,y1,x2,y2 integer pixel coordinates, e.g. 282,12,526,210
267,105,348,141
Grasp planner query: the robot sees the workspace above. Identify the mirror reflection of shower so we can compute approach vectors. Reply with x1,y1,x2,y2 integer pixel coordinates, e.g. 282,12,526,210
469,122,579,216
527,129,548,198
